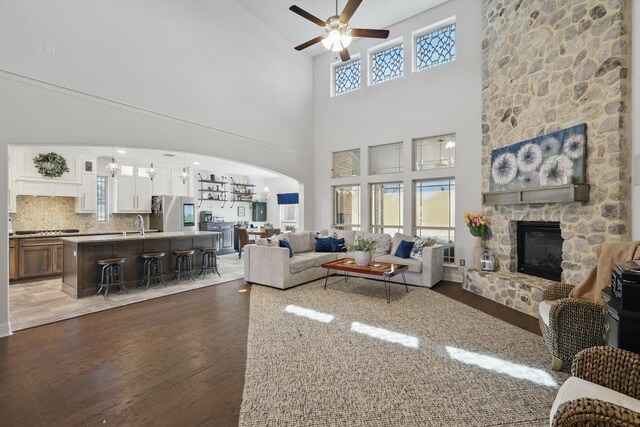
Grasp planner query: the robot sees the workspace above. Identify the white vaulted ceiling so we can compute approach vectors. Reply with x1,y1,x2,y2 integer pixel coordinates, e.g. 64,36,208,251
237,0,449,56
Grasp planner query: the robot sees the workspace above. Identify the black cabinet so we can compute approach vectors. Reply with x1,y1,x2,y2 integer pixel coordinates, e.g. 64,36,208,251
252,202,267,222
200,222,236,255
604,288,640,355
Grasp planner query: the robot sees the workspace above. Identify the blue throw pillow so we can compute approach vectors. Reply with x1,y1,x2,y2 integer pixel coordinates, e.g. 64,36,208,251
279,239,294,257
315,237,334,253
330,237,347,252
395,240,414,259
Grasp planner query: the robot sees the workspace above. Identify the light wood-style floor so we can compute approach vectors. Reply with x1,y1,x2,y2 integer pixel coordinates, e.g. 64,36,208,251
0,280,539,426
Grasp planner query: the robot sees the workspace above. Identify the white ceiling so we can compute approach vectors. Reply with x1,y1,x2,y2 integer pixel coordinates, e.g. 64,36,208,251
237,0,449,56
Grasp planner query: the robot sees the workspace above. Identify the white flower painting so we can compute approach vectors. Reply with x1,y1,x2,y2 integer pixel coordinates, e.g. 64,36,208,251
489,123,586,191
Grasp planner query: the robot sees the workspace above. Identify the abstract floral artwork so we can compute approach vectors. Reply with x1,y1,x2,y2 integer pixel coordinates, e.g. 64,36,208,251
489,123,586,191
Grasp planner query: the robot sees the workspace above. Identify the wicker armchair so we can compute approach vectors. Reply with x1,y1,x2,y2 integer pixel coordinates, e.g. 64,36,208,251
539,282,606,371
552,346,640,426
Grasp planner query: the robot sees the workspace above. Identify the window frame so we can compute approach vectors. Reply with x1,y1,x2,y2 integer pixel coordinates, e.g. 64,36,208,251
331,54,362,97
367,37,404,87
412,133,456,171
279,204,299,228
332,184,361,231
369,141,404,175
412,16,457,73
413,178,456,264
370,181,404,235
332,148,361,179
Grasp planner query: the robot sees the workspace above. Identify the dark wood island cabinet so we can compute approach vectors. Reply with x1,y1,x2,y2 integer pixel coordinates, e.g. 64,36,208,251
60,231,222,298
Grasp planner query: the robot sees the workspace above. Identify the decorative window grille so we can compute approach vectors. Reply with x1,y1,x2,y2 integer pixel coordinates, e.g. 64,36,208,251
415,23,456,71
371,43,404,85
96,176,108,222
334,59,361,96
414,179,455,263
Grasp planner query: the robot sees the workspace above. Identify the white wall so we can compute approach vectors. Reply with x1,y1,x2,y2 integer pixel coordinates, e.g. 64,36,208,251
0,0,315,336
312,0,482,278
632,0,640,240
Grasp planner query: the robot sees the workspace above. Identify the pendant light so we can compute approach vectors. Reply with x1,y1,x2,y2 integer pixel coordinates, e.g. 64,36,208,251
105,148,120,178
147,154,158,181
179,153,189,184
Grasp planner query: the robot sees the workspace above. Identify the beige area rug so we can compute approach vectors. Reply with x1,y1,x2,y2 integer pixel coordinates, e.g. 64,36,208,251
240,277,568,427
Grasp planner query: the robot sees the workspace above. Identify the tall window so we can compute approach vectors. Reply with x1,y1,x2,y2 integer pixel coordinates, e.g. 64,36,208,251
415,20,456,72
334,58,361,96
371,183,403,234
333,185,360,230
96,176,108,222
370,41,404,85
414,179,455,263
370,142,403,175
332,149,360,178
413,134,455,170
280,204,299,229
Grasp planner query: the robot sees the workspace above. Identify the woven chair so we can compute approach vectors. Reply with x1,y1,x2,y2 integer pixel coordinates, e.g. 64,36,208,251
539,282,606,371
551,346,640,426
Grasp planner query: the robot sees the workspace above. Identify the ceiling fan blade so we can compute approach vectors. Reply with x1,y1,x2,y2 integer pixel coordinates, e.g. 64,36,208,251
289,5,326,27
294,35,326,51
339,0,362,23
339,48,351,62
350,28,390,39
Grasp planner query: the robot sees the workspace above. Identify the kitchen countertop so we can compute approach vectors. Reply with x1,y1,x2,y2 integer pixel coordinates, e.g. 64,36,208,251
10,230,161,240
60,231,222,244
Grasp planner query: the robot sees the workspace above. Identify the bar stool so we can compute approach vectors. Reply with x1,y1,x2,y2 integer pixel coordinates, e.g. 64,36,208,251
96,257,128,298
173,250,195,283
138,252,166,289
197,247,221,279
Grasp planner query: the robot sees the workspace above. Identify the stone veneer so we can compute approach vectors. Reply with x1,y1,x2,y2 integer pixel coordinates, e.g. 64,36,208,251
480,0,631,286
10,196,149,232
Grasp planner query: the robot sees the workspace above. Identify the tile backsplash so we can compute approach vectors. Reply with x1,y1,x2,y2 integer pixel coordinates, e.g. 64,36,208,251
10,196,149,232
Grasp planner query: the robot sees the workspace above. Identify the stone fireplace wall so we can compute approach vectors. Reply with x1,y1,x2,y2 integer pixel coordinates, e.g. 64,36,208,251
481,0,631,285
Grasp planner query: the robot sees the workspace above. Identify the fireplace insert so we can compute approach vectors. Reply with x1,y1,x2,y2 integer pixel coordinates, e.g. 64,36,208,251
517,221,563,282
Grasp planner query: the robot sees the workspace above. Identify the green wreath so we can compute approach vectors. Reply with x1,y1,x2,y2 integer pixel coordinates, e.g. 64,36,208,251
33,152,70,178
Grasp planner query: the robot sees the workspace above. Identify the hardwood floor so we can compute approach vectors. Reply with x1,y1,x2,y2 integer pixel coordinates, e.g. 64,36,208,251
0,279,540,426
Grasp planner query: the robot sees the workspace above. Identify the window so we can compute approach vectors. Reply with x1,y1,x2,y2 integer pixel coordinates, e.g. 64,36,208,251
370,142,403,175
370,41,404,85
120,165,134,176
280,204,299,228
371,183,403,234
96,176,108,222
413,134,455,170
414,179,455,263
332,149,360,178
137,167,152,178
414,20,456,72
334,58,361,96
333,185,360,230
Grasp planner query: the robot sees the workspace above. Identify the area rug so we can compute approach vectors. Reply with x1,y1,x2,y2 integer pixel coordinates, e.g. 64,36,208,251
240,277,567,427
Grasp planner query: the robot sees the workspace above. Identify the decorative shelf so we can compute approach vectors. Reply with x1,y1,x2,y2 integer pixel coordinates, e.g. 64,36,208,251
482,184,590,205
229,191,255,195
198,179,228,185
233,183,255,187
198,189,227,193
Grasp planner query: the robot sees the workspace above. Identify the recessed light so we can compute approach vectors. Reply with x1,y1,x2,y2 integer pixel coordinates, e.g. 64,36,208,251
238,289,248,293
193,161,201,165
117,149,126,154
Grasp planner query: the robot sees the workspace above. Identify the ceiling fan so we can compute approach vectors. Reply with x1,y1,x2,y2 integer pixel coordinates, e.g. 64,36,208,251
289,0,390,62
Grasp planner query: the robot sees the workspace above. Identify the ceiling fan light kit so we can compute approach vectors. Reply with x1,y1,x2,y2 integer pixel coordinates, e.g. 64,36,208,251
290,0,390,62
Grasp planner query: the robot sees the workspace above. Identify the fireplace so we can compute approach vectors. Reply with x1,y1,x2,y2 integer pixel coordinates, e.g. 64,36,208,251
517,221,563,282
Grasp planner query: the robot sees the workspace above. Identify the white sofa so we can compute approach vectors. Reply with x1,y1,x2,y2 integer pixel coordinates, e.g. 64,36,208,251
243,230,444,290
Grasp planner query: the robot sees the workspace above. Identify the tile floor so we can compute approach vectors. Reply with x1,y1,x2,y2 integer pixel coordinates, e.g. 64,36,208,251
9,254,245,331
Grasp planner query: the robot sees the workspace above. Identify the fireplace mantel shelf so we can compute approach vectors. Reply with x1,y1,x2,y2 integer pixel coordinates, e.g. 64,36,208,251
482,184,590,205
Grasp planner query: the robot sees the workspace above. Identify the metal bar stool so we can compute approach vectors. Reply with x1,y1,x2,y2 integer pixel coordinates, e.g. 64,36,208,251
96,257,128,298
197,247,221,279
172,250,195,283
138,252,166,289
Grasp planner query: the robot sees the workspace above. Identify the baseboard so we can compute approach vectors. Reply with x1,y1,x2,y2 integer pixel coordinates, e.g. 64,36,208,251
0,321,13,338
444,266,462,283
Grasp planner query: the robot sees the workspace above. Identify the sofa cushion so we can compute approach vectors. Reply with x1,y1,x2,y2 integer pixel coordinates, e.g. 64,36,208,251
411,237,437,260
539,300,552,326
311,252,338,267
391,233,413,255
279,239,294,257
285,232,315,253
356,231,392,254
395,240,415,259
374,254,422,273
315,237,334,252
289,256,316,274
329,229,357,247
550,377,640,425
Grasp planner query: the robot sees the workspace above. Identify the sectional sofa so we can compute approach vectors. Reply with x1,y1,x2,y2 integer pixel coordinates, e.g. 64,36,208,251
243,229,444,290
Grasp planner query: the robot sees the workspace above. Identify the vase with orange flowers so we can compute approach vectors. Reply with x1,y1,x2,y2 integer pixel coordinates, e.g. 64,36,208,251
464,212,488,269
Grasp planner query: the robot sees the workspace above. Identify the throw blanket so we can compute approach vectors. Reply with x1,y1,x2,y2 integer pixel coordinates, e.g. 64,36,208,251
569,241,640,305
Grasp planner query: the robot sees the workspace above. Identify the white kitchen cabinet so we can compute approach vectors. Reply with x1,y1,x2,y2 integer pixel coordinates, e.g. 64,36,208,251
75,174,96,213
15,180,80,197
150,169,171,196
113,175,152,213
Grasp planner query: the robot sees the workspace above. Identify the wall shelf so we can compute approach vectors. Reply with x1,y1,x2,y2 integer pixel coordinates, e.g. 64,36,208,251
482,184,590,205
198,179,228,185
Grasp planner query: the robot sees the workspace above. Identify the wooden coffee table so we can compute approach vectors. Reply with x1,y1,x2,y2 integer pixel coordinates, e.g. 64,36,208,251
321,258,409,303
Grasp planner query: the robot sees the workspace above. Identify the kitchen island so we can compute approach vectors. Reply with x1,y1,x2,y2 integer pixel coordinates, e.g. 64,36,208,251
60,231,222,298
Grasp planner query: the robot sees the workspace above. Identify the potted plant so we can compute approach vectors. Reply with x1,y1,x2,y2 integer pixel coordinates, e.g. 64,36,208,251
348,236,377,266
464,212,488,269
